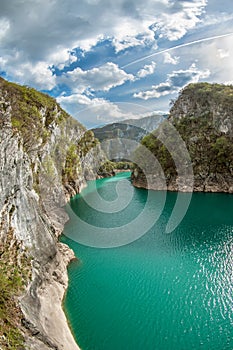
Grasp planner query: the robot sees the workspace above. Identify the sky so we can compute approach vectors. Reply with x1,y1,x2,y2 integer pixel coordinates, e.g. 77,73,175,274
0,0,233,128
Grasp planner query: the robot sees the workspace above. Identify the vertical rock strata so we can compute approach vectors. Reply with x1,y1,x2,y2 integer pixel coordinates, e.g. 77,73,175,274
0,77,105,349
133,83,233,192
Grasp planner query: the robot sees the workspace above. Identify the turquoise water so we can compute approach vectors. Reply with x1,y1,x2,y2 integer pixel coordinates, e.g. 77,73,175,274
61,173,233,350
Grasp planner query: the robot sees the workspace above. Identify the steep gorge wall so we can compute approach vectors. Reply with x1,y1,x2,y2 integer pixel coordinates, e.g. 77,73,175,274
0,78,106,349
132,83,233,193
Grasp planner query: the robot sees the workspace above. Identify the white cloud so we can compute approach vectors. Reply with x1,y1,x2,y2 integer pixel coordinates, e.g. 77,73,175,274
134,82,176,100
191,36,233,83
50,50,78,70
19,62,56,90
151,0,207,41
0,57,56,90
0,0,161,64
0,0,209,89
217,49,229,59
57,93,93,106
0,0,232,126
199,13,233,27
137,61,157,78
58,93,133,121
75,35,106,52
163,52,179,65
60,62,134,93
0,0,218,95
57,93,151,126
112,18,155,53
134,63,210,100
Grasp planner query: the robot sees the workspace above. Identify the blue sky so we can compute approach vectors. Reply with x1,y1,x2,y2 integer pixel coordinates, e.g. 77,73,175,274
0,0,233,128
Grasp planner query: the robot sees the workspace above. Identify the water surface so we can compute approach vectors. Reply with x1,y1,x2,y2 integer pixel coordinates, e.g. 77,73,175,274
61,173,233,350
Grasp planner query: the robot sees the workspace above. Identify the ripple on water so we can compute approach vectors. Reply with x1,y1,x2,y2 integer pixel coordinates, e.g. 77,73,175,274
62,176,233,350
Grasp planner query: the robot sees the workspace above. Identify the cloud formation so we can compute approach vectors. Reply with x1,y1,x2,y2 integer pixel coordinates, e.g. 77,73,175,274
137,62,157,78
163,52,179,65
0,0,232,127
57,93,149,127
60,63,134,93
0,0,209,87
151,0,207,41
134,64,210,99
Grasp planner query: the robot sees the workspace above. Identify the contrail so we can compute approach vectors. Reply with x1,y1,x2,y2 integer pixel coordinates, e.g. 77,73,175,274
122,32,233,69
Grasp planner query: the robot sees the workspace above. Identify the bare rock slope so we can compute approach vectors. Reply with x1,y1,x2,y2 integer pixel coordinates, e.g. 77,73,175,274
0,77,106,349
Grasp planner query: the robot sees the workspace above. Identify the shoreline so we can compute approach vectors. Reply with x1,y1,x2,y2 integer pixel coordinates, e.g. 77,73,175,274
21,242,81,350
114,169,132,174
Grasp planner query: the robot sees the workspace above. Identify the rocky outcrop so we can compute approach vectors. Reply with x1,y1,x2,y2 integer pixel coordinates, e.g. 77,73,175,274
0,77,106,349
92,114,166,161
132,83,233,193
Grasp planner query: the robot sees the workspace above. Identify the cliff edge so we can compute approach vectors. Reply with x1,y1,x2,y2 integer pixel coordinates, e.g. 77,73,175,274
0,77,105,349
132,83,233,192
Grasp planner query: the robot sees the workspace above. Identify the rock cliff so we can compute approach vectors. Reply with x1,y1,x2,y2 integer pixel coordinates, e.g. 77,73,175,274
92,114,166,161
0,77,106,349
132,83,233,193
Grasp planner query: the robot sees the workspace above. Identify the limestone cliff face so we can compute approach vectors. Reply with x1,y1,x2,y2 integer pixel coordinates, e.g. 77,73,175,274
132,83,233,193
0,77,106,349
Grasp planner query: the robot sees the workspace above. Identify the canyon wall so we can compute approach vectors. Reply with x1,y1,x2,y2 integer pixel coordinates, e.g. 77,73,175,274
0,77,105,349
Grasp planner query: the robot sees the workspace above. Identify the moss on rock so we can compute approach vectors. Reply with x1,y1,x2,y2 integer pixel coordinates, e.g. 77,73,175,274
0,229,31,350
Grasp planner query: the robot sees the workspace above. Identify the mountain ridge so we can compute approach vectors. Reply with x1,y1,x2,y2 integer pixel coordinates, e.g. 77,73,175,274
132,83,233,193
92,114,167,161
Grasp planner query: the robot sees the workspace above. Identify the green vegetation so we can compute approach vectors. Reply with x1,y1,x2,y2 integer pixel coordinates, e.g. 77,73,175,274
171,82,233,111
77,130,99,157
0,78,70,152
190,82,233,97
114,161,133,170
135,83,233,181
0,229,31,350
140,127,176,176
59,130,100,184
98,160,133,176
42,155,56,180
173,117,233,175
98,160,115,175
62,143,81,183
62,131,100,184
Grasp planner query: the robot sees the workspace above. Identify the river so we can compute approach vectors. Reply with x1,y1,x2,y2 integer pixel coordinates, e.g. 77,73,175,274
61,172,233,350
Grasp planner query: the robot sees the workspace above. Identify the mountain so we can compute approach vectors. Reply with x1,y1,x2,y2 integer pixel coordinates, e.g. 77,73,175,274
0,77,106,350
92,114,167,161
132,83,233,193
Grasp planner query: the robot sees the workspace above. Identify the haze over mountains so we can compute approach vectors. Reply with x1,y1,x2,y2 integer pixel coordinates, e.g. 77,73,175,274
92,114,167,161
